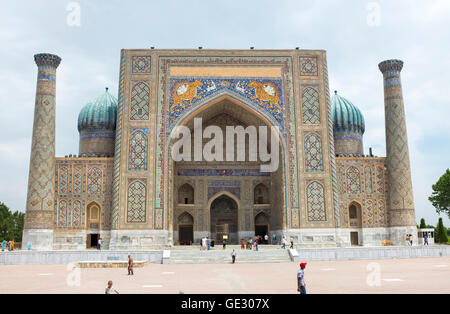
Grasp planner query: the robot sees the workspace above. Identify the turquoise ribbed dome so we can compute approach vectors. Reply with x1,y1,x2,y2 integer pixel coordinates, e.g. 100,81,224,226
331,91,365,135
77,87,117,132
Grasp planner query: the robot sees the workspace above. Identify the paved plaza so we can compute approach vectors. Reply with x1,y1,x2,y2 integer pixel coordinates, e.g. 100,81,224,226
0,257,449,294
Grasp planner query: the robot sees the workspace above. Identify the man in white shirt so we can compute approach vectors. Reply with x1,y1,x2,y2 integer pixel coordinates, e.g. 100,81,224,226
297,262,307,294
105,280,119,294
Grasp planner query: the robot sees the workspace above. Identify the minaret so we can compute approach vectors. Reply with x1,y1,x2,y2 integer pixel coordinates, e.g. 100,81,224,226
22,53,61,250
378,59,416,245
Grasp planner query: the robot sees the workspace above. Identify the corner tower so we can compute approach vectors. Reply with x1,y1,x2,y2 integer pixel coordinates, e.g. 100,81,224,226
379,59,416,244
23,53,61,250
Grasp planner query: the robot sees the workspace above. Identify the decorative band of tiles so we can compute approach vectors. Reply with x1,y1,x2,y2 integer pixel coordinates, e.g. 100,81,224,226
177,169,270,177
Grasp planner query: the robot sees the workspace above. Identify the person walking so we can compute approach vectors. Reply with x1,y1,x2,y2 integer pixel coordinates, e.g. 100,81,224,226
249,238,253,250
409,234,413,246
128,255,134,276
424,233,429,246
297,262,307,295
222,239,227,250
290,237,294,249
231,249,236,264
281,237,286,249
105,280,119,294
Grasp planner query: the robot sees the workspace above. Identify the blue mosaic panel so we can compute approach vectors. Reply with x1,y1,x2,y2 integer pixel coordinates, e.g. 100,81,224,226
347,166,361,194
306,181,326,222
130,82,150,120
129,128,148,171
87,167,102,194
168,78,284,132
302,87,320,124
304,133,323,172
127,179,147,223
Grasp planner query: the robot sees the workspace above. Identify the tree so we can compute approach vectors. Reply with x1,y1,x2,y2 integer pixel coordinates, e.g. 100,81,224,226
429,169,450,218
420,218,426,229
435,218,449,244
0,202,25,242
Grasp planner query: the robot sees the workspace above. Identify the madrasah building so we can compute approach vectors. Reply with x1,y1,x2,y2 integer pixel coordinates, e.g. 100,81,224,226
22,49,417,250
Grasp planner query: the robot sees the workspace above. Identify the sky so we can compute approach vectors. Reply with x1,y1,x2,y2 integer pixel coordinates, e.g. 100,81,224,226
0,0,449,227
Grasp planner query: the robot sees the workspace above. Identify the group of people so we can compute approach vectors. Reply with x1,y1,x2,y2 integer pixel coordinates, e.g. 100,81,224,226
406,234,414,246
1,239,15,252
200,237,212,250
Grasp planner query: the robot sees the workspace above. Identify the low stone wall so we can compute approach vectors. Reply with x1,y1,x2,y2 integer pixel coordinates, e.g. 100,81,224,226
75,261,147,268
292,245,450,261
0,250,163,265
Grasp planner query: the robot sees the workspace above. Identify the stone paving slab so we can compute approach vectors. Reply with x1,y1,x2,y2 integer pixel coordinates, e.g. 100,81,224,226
0,257,449,294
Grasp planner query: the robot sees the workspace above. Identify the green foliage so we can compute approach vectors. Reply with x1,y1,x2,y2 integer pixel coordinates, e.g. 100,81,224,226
420,218,426,229
435,218,449,244
0,202,25,242
418,218,435,229
429,169,450,218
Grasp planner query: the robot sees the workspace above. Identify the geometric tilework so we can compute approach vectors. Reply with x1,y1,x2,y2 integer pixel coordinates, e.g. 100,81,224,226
364,166,373,194
302,87,320,124
304,133,323,172
58,166,69,195
376,166,385,194
127,179,147,223
57,200,68,228
73,166,83,195
87,167,102,194
377,199,387,226
365,199,374,226
26,93,56,215
128,129,148,171
306,181,326,222
72,200,82,228
130,82,150,120
132,56,151,74
346,166,361,194
380,60,415,226
299,57,318,76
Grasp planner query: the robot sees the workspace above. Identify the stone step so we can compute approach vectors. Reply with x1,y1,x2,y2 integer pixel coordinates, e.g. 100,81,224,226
168,248,291,264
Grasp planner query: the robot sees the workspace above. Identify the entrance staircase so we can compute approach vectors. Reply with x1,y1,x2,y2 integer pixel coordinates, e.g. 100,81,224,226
169,245,291,264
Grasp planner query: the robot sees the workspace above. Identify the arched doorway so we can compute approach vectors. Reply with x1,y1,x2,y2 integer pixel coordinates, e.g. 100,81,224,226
255,212,270,239
86,202,101,248
178,183,194,205
348,202,362,246
210,195,238,244
254,183,270,204
178,212,194,245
